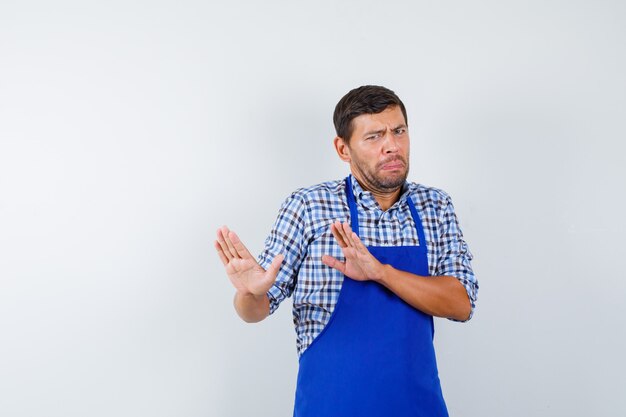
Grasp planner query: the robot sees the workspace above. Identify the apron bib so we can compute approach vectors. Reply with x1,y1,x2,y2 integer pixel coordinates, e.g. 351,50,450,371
293,176,448,417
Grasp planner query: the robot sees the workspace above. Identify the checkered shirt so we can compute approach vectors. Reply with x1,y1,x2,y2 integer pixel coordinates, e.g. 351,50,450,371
257,175,478,357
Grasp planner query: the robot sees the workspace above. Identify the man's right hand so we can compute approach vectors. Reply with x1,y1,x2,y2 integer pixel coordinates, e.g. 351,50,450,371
215,226,284,297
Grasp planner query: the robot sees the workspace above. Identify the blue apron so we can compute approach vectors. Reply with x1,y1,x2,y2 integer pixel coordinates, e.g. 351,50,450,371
293,176,448,417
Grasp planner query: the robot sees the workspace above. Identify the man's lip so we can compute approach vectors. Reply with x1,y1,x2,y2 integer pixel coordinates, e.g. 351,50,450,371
380,161,405,170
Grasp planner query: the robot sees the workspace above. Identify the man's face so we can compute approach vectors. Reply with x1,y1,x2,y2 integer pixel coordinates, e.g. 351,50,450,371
343,105,410,192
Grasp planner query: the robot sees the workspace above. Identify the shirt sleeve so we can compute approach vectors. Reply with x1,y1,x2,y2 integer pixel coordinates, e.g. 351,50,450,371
257,191,308,315
434,193,479,321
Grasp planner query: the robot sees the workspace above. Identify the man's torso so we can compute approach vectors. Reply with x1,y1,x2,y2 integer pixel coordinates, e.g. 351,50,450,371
258,176,476,356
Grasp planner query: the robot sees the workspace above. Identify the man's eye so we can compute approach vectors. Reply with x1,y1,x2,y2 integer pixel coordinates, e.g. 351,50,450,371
395,128,406,135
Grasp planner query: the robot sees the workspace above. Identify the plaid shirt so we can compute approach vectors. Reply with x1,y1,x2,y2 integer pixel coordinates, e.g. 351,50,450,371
258,175,478,357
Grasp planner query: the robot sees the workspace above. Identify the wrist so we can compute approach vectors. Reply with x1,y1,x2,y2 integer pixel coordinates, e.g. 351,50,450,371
373,263,393,284
234,291,270,323
236,289,264,300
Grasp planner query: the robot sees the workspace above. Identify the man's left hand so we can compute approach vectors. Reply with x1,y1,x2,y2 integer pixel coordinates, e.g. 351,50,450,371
321,221,385,281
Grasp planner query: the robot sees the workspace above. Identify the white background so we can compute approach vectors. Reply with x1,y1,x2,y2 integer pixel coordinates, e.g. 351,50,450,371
1,1,625,416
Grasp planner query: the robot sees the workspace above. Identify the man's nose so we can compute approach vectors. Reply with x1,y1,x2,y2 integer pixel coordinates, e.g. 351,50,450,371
382,131,399,153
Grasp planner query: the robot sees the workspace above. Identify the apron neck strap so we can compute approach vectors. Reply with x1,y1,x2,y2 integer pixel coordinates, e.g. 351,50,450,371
406,194,427,252
345,175,360,234
345,175,426,247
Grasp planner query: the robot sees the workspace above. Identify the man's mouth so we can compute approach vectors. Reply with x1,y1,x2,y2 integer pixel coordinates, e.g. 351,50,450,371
379,158,406,171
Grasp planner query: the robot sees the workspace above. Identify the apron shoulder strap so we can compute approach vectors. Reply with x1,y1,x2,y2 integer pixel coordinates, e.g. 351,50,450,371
346,176,427,251
345,176,360,235
406,194,428,253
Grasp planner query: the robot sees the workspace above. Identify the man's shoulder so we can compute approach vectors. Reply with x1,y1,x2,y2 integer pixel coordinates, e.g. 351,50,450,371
286,179,346,203
274,179,347,225
406,181,453,210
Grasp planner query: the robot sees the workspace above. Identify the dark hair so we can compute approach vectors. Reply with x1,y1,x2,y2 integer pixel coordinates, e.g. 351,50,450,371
333,85,408,142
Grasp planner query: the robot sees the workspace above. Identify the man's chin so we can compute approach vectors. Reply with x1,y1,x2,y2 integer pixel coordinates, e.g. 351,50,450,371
375,172,408,190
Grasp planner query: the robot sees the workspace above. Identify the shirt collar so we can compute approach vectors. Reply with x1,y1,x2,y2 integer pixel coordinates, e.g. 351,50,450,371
349,174,410,211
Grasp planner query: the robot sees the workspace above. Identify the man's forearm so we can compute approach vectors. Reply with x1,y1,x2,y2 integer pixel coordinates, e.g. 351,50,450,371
234,292,270,323
376,265,471,321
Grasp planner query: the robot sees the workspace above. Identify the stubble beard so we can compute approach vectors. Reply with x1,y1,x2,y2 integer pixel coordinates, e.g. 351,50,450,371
353,155,410,193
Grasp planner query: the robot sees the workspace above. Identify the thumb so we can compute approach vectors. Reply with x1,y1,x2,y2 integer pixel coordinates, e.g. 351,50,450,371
321,255,346,274
266,254,284,280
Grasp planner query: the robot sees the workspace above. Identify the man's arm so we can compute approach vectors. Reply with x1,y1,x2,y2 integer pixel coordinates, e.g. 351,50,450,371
375,267,471,321
233,292,271,323
215,226,283,323
321,221,471,321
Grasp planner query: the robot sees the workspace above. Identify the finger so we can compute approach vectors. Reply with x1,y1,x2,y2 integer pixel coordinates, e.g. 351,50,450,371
330,221,347,247
220,226,240,259
350,232,365,249
341,222,356,247
266,254,284,279
350,231,367,252
336,220,353,246
216,229,235,260
215,241,229,266
338,222,357,248
228,230,254,259
321,255,346,274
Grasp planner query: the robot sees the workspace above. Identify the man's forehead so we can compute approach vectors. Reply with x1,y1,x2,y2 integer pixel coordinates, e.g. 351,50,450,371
352,106,406,129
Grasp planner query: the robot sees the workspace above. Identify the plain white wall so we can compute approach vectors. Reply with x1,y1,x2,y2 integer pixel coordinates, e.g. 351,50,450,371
1,1,625,416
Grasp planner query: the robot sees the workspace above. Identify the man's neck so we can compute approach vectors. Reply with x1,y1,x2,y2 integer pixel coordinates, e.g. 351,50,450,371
352,175,403,212
371,189,402,211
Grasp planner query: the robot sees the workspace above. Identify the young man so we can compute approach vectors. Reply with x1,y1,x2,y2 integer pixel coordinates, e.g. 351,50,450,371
215,85,478,417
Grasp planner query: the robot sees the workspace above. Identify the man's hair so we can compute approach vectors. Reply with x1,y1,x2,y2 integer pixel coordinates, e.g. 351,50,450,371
333,85,408,142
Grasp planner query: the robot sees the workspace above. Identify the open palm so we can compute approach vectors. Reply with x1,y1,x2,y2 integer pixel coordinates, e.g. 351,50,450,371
321,221,384,281
215,226,283,296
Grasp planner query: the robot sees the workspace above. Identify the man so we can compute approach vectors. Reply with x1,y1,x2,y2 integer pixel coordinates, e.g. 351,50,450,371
215,85,478,417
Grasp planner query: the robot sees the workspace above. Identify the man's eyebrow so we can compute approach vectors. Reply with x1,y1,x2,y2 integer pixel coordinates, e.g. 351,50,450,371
362,124,407,137
363,128,387,137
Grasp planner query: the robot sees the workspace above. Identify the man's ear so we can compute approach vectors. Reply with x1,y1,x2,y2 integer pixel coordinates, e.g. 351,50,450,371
334,137,351,163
